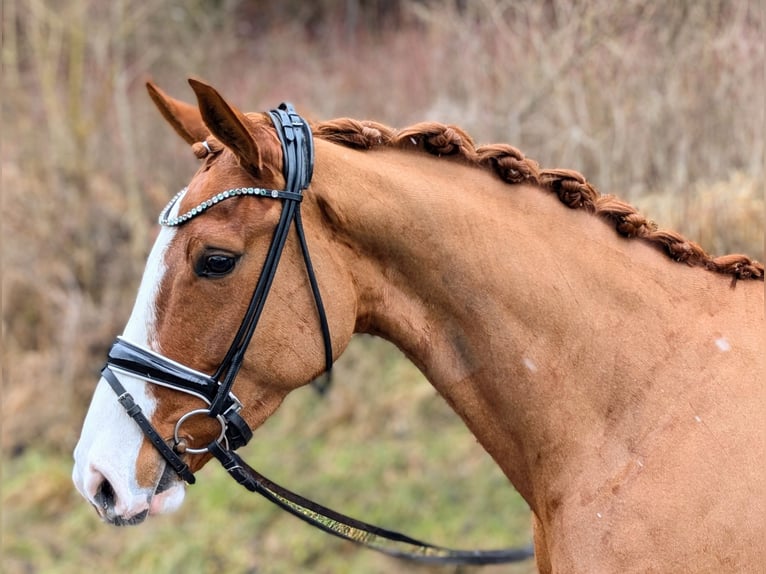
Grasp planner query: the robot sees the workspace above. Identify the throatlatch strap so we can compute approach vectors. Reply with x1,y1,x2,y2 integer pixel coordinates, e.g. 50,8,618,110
208,442,534,565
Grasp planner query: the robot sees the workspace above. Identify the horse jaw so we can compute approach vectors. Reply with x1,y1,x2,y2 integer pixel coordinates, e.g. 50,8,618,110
72,222,186,524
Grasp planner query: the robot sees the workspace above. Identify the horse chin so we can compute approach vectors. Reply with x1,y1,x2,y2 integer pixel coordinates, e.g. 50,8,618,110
149,483,185,516
148,464,186,516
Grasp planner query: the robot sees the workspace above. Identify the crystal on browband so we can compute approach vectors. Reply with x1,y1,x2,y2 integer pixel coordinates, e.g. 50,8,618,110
158,186,295,227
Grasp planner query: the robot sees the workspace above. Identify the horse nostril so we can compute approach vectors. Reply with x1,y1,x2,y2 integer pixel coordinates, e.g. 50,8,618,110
94,478,116,514
87,472,149,526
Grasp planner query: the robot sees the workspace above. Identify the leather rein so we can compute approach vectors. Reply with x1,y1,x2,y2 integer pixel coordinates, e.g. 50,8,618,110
101,103,533,565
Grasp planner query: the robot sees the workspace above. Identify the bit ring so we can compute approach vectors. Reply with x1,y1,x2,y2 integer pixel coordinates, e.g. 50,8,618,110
173,409,227,454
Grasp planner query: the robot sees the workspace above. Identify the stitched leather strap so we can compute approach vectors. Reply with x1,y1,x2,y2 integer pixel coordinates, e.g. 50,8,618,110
209,102,333,415
101,366,196,484
208,441,534,564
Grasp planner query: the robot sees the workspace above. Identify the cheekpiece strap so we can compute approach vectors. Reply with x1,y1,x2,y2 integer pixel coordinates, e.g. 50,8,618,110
207,102,324,416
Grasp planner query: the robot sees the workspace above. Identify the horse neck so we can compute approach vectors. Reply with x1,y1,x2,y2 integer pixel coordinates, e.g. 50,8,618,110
310,142,763,506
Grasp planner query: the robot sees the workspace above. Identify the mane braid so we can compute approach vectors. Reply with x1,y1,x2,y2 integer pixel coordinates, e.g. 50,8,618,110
314,118,764,282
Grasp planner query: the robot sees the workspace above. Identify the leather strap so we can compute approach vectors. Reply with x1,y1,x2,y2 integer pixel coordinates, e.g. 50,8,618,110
208,441,534,564
209,102,332,416
101,366,196,484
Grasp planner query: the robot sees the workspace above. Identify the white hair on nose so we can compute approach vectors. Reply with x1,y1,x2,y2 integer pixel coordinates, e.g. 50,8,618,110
73,201,184,519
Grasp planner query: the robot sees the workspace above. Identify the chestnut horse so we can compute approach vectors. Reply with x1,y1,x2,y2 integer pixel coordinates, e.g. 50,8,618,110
73,79,764,572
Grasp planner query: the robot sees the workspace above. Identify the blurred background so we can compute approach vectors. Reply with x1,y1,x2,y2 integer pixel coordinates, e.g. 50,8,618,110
2,1,763,573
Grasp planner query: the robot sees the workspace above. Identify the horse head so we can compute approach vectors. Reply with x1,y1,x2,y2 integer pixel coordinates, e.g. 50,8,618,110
72,80,356,525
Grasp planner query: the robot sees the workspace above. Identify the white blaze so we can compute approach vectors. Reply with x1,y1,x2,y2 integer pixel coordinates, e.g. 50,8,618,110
73,217,186,519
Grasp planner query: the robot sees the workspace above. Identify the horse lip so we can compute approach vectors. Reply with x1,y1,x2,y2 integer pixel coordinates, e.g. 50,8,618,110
107,509,149,527
93,464,178,525
91,500,149,526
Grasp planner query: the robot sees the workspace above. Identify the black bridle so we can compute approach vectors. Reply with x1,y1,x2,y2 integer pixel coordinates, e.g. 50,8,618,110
101,103,330,482
100,103,533,565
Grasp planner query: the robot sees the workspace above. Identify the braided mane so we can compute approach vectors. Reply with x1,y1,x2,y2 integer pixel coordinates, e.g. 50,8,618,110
314,118,764,282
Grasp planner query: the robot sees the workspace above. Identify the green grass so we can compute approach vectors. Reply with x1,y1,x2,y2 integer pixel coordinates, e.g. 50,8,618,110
2,337,535,574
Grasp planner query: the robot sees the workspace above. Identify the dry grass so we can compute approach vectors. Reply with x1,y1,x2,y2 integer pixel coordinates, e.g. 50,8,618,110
2,1,763,572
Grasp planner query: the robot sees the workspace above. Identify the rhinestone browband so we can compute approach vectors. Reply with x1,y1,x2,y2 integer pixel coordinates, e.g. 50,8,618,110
158,186,299,227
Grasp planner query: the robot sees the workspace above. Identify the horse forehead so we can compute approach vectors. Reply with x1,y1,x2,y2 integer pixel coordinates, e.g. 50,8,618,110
192,139,274,185
183,158,242,203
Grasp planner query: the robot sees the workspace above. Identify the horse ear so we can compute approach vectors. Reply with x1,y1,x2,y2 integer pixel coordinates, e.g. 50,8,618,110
187,78,264,179
146,81,209,145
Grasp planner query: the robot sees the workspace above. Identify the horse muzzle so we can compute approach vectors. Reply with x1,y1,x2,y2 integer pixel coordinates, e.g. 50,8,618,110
72,383,188,528
73,455,186,526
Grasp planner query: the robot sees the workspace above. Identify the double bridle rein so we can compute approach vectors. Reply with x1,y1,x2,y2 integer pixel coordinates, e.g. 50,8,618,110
100,103,533,565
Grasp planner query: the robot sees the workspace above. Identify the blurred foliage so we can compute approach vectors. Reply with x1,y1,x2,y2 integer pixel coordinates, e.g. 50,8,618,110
1,0,763,572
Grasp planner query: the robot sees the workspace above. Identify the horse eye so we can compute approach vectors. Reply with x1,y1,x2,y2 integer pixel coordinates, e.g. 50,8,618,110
196,253,237,278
